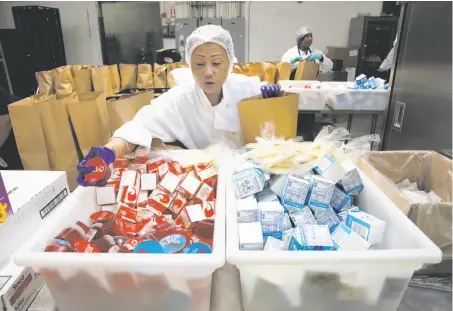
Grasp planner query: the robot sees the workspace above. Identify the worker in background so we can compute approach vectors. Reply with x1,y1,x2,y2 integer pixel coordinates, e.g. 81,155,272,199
378,37,397,72
281,26,333,75
282,27,333,141
77,25,276,186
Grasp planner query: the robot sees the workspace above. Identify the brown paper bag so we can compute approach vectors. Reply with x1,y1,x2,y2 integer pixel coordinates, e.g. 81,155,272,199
237,92,299,144
91,66,113,96
294,61,319,80
35,70,54,95
119,64,138,90
167,62,190,88
67,92,111,157
275,62,292,82
72,65,93,94
52,66,75,99
262,62,278,84
232,63,244,74
8,96,50,170
8,94,81,190
107,90,154,133
136,64,153,89
38,94,80,190
153,64,168,89
109,65,121,94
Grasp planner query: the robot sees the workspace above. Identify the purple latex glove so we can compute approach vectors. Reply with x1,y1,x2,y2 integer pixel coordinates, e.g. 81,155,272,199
260,85,270,99
77,146,115,187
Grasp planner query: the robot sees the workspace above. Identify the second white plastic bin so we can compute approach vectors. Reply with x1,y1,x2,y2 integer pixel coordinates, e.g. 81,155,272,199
226,165,441,311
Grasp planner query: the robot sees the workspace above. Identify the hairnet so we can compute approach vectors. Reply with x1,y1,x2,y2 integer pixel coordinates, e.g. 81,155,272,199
185,25,235,71
296,26,312,41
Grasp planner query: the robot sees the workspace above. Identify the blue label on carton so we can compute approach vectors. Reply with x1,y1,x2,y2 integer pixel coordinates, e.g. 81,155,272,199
159,234,187,253
182,242,212,254
134,240,165,254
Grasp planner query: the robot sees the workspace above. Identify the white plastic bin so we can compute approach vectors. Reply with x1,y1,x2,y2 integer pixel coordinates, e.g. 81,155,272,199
14,151,226,311
321,82,390,111
226,165,441,311
279,80,328,110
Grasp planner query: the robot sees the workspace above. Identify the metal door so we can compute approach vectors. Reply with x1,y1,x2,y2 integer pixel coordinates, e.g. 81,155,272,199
222,18,245,62
382,2,452,151
175,18,198,62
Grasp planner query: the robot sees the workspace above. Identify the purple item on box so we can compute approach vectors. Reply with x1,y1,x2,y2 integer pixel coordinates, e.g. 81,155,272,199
0,173,13,223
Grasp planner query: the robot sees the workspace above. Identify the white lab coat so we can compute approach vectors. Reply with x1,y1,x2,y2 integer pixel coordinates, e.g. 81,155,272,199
281,46,333,73
113,73,262,152
379,47,394,71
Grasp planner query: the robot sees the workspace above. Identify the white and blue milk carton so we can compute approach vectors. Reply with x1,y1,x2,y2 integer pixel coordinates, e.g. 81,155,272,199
330,187,353,212
313,155,346,184
256,187,279,202
259,201,285,241
346,211,386,245
331,223,371,251
339,168,364,196
264,237,285,251
283,212,293,231
314,207,341,231
236,196,259,223
232,168,266,199
289,225,334,251
287,205,317,227
238,222,264,250
307,176,335,212
338,206,360,223
269,174,288,198
281,176,310,209
282,228,295,250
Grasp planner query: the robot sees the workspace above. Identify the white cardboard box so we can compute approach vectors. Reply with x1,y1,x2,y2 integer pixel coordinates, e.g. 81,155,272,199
0,171,69,264
0,257,44,311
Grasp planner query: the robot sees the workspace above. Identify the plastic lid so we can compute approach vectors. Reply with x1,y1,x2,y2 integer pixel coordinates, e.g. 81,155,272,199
133,240,165,253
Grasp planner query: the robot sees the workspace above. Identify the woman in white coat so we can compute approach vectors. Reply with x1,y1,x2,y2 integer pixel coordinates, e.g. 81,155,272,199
281,26,333,74
77,25,269,186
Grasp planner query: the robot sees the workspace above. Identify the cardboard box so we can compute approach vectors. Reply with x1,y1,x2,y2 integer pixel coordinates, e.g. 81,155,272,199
294,61,319,80
0,258,44,311
0,171,69,264
358,151,452,256
325,46,359,68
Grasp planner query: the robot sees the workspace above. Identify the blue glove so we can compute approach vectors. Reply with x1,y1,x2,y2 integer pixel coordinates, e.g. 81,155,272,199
77,146,115,187
289,56,303,64
307,52,323,61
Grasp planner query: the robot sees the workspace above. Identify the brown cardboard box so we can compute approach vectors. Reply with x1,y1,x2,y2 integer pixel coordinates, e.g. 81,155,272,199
237,92,298,144
357,151,452,260
294,61,319,80
325,46,359,68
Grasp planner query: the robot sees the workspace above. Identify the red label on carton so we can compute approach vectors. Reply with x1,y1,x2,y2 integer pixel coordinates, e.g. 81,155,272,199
194,183,215,204
178,174,202,199
123,237,144,251
74,240,101,253
170,192,187,214
112,158,129,169
168,160,185,175
197,167,218,188
157,162,169,180
130,156,148,174
202,201,216,220
147,157,165,173
117,186,138,205
90,211,115,224
147,189,173,215
84,157,107,184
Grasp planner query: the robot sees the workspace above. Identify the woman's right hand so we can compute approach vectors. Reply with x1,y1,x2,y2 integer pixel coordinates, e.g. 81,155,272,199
77,146,116,187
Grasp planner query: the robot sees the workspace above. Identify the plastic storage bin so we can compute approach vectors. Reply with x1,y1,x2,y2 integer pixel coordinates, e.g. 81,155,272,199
279,80,328,110
14,151,226,311
321,82,389,111
226,165,441,311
